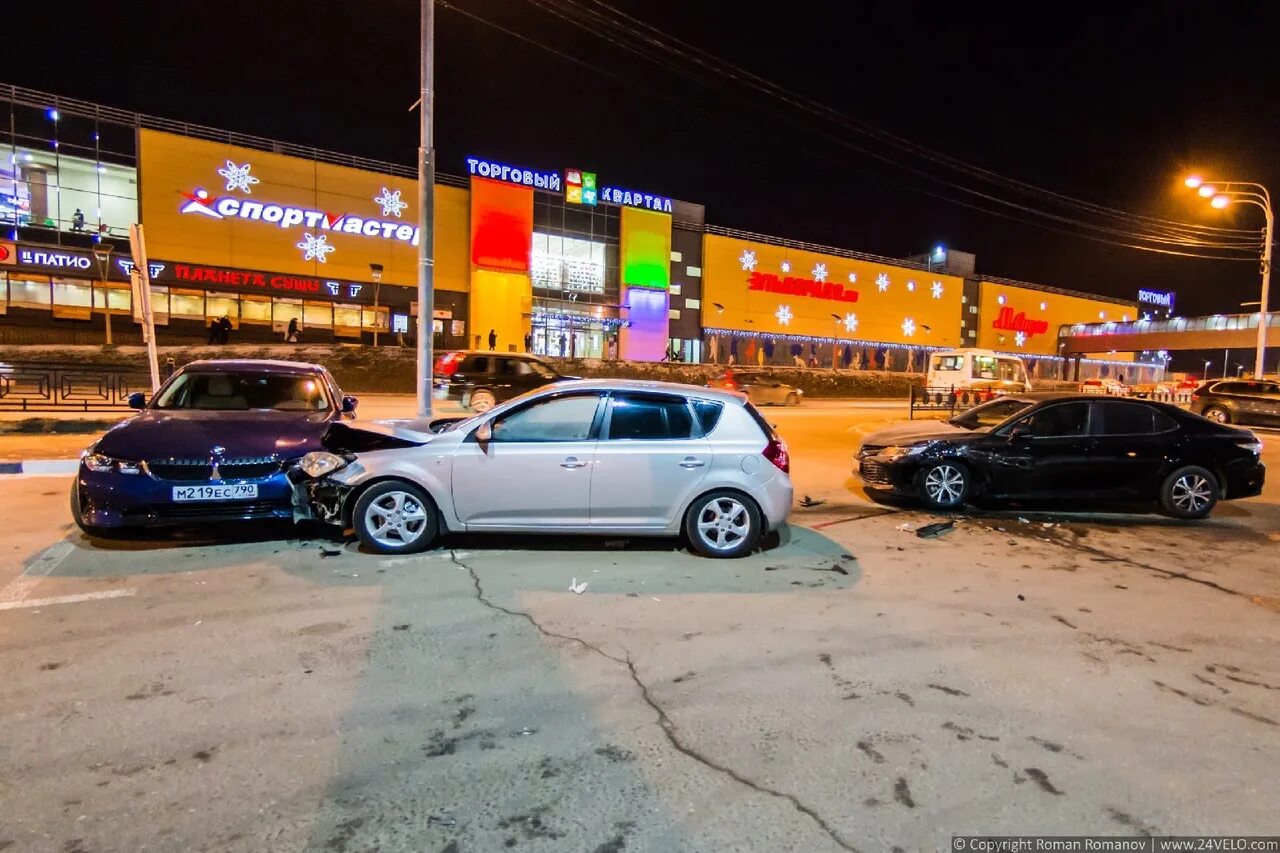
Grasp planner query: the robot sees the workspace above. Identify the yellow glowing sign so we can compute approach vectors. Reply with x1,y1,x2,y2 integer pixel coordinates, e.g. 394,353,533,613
976,281,1134,355
701,235,963,346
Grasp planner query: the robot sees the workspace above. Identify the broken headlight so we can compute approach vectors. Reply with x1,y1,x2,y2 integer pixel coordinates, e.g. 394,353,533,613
297,451,350,479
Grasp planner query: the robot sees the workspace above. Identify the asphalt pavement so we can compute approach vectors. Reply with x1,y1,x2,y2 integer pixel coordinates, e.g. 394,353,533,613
1,401,1278,852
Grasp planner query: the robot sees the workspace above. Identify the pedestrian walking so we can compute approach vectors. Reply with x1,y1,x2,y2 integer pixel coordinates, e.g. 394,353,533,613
488,328,497,350
218,315,232,344
71,209,85,232
207,320,220,345
286,317,300,343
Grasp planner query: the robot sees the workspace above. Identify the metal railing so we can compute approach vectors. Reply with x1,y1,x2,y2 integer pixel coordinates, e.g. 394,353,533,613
0,362,150,411
908,385,1007,419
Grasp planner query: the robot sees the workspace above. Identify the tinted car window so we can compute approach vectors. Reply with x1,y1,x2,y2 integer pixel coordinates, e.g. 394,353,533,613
1094,402,1174,435
694,401,725,435
950,398,1032,429
1211,381,1248,395
607,395,694,440
153,372,330,411
1020,402,1089,437
491,394,600,442
496,358,530,376
461,356,490,374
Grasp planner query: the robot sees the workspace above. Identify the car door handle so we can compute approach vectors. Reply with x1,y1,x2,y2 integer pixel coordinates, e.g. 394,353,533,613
679,457,706,469
560,457,589,469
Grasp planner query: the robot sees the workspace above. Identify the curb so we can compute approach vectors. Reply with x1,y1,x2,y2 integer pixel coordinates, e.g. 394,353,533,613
0,460,81,476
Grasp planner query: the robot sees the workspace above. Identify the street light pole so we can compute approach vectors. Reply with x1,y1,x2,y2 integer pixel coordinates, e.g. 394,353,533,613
416,0,436,416
369,263,384,348
92,241,114,346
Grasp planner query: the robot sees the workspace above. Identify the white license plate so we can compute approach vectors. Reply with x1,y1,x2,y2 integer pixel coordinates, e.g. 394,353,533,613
172,484,259,502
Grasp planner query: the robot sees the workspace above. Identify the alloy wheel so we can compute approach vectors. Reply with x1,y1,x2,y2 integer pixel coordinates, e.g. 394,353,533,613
1205,408,1228,423
923,465,965,506
696,497,751,552
1171,474,1212,514
364,490,429,548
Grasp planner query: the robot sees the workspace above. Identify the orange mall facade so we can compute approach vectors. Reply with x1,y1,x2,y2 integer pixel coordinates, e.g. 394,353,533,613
1,84,1157,378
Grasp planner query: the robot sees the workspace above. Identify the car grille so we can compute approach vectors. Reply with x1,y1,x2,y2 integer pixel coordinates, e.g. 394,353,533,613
858,456,894,486
146,456,282,482
141,500,288,521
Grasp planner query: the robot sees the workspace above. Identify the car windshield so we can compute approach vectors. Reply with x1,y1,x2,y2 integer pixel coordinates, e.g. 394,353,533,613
152,372,332,412
948,397,1034,430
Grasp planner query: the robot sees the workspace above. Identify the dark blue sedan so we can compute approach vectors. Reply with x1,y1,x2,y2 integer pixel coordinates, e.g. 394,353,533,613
71,359,357,534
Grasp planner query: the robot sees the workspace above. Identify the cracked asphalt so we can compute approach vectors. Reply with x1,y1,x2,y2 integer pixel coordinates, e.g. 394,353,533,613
1,404,1278,852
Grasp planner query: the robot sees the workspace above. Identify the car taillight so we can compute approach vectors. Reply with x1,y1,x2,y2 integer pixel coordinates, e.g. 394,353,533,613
723,378,737,390
435,352,462,376
763,436,790,473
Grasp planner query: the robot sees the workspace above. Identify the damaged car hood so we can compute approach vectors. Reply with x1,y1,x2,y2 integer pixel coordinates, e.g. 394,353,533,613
320,420,433,453
861,419,975,447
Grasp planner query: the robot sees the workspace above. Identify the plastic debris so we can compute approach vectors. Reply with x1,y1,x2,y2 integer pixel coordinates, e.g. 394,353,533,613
427,816,457,827
319,547,342,558
1041,522,1056,529
915,521,956,539
799,495,827,508
569,578,588,595
1017,517,1030,523
896,522,914,531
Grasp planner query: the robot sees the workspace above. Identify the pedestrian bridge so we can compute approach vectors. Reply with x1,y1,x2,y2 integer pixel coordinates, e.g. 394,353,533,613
1060,310,1280,355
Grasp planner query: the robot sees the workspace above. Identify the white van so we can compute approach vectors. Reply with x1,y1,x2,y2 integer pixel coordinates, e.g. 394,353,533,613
926,348,1032,393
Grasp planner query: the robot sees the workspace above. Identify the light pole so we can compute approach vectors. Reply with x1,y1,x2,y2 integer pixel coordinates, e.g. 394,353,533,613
369,263,384,347
416,0,436,416
1185,176,1273,378
1203,359,1211,380
92,240,114,346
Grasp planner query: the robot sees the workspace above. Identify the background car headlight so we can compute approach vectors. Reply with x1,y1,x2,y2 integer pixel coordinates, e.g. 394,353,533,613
298,451,349,479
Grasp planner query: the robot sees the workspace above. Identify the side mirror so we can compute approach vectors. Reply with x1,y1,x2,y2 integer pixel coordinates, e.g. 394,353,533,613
127,392,146,410
341,395,359,414
474,422,493,443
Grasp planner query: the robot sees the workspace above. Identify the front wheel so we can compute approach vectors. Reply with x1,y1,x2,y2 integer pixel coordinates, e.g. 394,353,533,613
785,392,800,407
352,480,439,554
1159,466,1219,519
470,389,497,413
685,490,762,558
916,461,971,510
1202,406,1230,424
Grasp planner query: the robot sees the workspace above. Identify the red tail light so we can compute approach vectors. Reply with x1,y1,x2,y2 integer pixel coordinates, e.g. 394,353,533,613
435,352,463,376
763,436,790,473
723,377,737,390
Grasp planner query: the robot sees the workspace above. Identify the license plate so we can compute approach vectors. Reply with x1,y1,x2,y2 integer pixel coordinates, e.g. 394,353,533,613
172,484,258,502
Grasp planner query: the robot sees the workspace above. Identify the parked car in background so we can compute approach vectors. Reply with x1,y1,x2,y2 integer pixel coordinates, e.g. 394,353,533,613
71,360,357,535
856,394,1264,518
291,380,793,558
1190,379,1280,427
432,351,567,412
1079,377,1128,396
707,369,803,406
925,349,1031,393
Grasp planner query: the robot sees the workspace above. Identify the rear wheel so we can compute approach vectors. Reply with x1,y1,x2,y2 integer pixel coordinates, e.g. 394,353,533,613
470,389,497,413
1159,466,1219,519
352,480,439,554
685,490,762,558
916,461,971,510
785,392,800,407
1202,406,1230,424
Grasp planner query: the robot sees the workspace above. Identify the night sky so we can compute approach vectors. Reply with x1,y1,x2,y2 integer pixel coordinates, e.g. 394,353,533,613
11,1,1279,368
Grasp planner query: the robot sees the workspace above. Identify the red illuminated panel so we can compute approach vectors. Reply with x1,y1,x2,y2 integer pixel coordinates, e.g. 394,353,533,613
470,177,533,272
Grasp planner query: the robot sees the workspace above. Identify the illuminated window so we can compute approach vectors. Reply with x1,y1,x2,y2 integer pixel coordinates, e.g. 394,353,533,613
304,301,332,328
273,299,304,328
450,319,466,338
532,232,606,293
333,304,361,328
241,296,272,323
206,292,239,322
98,283,130,311
8,276,51,309
170,290,204,318
52,279,93,307
362,306,389,330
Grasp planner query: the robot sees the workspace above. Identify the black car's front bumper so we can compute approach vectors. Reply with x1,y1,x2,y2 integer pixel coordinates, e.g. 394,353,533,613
1222,458,1265,500
854,450,919,496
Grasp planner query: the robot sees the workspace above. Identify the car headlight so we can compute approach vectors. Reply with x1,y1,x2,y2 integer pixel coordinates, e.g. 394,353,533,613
879,443,929,461
81,450,142,474
298,451,349,479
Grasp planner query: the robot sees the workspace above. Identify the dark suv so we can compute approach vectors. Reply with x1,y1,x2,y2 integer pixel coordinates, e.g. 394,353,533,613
1190,379,1280,427
433,351,566,412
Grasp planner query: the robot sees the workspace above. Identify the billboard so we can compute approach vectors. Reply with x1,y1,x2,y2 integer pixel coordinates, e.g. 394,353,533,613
138,129,468,292
977,281,1135,355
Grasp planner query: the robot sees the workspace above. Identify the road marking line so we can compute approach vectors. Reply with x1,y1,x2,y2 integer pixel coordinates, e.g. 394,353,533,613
0,588,136,611
0,540,77,604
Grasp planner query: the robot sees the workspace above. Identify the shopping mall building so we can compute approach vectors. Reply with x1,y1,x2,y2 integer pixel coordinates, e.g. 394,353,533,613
0,84,1160,380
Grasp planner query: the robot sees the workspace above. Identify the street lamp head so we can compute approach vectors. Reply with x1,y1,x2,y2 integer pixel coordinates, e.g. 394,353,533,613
1184,176,1202,189
1197,185,1217,198
91,241,113,263
368,262,384,283
1210,194,1231,209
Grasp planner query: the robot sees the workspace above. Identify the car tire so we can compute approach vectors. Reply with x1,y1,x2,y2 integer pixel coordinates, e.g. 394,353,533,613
785,392,800,407
685,490,763,559
352,480,439,554
1202,406,1230,424
916,460,972,510
470,389,497,413
1159,466,1219,519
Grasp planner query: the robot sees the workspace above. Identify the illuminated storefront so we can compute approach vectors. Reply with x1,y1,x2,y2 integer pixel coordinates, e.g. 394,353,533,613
700,232,964,368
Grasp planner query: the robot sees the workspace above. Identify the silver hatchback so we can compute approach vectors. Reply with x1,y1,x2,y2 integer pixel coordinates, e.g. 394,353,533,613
291,380,794,558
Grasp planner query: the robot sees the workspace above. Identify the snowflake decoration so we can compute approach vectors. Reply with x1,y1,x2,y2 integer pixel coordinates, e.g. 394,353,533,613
374,187,409,218
906,280,916,292
775,304,793,326
997,294,1007,305
843,313,858,333
812,263,828,282
876,273,890,292
931,281,944,299
739,249,757,272
1014,331,1027,347
901,317,916,337
781,261,792,273
217,160,259,194
847,272,857,284
296,232,336,263
1040,302,1048,311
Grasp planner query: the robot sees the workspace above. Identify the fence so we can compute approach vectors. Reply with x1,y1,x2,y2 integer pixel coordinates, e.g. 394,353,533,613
908,386,1006,419
0,362,151,411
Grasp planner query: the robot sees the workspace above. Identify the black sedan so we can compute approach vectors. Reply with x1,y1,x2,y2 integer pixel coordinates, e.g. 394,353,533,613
856,394,1265,518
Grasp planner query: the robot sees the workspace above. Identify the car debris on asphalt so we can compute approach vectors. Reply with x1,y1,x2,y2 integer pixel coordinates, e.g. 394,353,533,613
569,578,588,595
915,521,956,539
